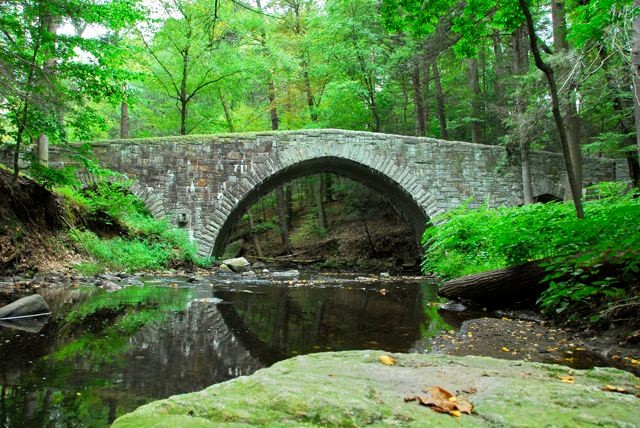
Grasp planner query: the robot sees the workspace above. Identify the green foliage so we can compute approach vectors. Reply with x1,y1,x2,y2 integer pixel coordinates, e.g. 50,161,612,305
73,262,104,276
291,211,327,246
58,181,203,272
422,184,640,323
26,159,80,189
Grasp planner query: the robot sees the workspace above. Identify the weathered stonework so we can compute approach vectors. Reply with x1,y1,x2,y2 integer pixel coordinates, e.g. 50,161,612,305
45,129,619,257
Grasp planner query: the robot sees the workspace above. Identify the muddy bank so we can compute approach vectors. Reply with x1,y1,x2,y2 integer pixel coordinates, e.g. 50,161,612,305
428,315,640,377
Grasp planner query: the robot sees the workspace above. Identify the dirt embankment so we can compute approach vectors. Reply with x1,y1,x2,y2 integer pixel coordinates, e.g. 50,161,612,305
0,169,81,275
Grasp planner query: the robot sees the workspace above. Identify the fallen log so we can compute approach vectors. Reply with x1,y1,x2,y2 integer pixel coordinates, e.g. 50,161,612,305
438,260,548,305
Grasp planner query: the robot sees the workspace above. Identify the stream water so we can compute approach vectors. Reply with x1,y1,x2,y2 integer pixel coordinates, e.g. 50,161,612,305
0,274,444,427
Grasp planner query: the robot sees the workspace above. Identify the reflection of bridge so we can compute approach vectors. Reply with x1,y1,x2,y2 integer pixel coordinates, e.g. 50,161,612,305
214,282,426,360
62,129,618,256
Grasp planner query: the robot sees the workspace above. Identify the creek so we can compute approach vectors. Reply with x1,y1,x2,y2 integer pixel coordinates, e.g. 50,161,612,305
0,272,631,427
0,273,441,427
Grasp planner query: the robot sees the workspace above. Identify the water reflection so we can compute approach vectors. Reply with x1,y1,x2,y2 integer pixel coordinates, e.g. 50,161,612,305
0,276,439,427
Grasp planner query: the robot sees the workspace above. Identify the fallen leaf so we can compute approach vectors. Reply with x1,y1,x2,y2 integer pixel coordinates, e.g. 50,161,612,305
602,385,631,394
405,386,473,417
379,355,396,366
501,347,510,352
558,375,575,384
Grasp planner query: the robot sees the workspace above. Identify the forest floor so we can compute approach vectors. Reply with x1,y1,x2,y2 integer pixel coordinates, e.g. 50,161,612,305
230,201,422,274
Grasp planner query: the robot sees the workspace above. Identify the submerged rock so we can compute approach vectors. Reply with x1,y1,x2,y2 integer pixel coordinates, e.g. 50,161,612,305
272,269,299,279
251,261,267,269
440,301,467,312
221,257,250,273
0,316,48,333
112,351,639,427
96,279,122,293
0,294,50,319
218,264,233,273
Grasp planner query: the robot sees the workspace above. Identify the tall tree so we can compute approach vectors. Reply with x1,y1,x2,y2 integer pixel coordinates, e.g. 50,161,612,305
0,0,141,176
137,0,241,135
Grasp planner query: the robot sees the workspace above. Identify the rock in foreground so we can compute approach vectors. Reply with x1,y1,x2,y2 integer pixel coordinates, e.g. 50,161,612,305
113,351,639,427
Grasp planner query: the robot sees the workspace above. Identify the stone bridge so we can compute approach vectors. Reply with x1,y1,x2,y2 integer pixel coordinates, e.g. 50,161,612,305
54,129,620,257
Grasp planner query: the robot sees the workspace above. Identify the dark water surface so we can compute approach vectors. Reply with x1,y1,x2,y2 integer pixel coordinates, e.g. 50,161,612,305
0,274,443,427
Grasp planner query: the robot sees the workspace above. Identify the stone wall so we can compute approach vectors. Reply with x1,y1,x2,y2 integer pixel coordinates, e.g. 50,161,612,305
28,129,620,257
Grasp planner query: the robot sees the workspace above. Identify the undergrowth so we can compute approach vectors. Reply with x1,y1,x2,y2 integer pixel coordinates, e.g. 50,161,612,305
58,181,213,273
422,182,640,325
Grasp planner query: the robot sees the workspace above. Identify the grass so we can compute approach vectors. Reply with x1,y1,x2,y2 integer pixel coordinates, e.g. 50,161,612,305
57,182,214,273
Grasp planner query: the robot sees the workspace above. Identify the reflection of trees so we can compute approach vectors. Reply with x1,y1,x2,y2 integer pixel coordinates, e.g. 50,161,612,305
0,287,263,427
0,281,435,427
215,282,426,359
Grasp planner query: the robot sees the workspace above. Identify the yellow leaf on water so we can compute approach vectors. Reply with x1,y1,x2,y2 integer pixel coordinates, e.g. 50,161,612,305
379,355,396,366
501,347,510,352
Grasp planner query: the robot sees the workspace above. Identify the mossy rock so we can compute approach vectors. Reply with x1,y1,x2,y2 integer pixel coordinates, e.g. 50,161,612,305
113,351,640,427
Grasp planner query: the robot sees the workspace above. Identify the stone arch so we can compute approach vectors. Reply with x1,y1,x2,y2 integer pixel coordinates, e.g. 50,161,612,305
531,180,566,202
532,193,563,203
199,152,438,258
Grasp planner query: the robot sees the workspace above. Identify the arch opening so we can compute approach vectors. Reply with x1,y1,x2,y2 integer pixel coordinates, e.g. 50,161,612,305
211,157,430,263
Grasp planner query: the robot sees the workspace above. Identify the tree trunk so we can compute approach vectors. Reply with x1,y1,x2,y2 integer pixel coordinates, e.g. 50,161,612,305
513,25,533,204
552,0,582,199
303,66,317,122
180,100,188,135
276,187,290,254
180,45,190,136
315,174,327,230
433,59,448,140
518,0,584,218
268,77,279,131
13,108,28,179
218,89,235,132
597,44,639,185
285,184,293,229
492,31,507,141
411,58,427,136
438,261,548,305
521,146,534,203
468,57,482,144
633,0,640,168
120,100,129,139
247,209,263,257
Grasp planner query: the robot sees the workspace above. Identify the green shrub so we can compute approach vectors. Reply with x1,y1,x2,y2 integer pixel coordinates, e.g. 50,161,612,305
422,184,640,322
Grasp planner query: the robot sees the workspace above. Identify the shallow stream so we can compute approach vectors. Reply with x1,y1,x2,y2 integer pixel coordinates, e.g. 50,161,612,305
0,274,443,427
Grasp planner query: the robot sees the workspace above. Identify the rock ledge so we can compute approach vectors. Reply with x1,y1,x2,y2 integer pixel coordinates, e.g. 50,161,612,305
113,351,639,427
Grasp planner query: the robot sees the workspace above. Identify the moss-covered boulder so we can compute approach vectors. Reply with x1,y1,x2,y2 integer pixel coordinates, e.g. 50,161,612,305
113,351,640,427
